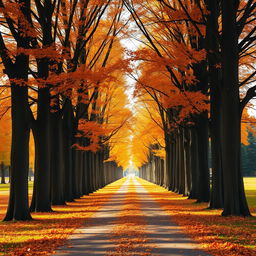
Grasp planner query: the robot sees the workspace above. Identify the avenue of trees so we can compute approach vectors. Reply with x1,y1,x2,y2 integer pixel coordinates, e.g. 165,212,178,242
0,0,127,221
123,0,256,217
0,0,256,221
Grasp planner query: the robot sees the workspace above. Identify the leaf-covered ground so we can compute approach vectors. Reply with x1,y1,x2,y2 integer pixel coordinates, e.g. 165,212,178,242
138,178,256,256
1,177,255,256
107,178,153,256
0,178,126,256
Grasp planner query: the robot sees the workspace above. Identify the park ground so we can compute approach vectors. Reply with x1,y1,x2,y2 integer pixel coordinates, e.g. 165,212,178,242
0,177,255,256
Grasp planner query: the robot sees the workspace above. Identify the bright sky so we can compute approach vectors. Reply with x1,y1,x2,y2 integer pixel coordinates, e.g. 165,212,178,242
120,35,141,170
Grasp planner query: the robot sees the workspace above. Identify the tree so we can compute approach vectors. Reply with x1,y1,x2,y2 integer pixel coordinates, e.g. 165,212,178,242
0,0,127,220
124,0,210,201
0,0,33,221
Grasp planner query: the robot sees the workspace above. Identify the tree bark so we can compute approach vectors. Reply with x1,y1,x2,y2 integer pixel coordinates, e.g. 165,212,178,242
63,100,75,202
205,0,224,209
1,162,5,184
220,0,250,216
196,113,210,202
50,109,65,205
30,88,52,212
4,84,32,221
188,127,200,199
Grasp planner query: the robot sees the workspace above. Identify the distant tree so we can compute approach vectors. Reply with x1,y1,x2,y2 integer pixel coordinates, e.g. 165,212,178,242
1,162,5,184
241,132,256,176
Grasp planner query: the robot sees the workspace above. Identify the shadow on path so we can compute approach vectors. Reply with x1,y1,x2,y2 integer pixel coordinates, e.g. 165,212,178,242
54,178,211,256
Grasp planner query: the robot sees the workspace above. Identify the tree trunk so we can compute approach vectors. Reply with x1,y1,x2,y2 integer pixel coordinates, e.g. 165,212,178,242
50,110,65,205
174,132,180,193
220,0,250,216
1,162,5,184
205,0,224,209
196,113,210,202
183,128,191,196
4,84,32,221
188,127,200,199
63,100,74,202
209,85,224,208
178,128,186,195
82,149,89,195
164,134,171,189
30,88,52,212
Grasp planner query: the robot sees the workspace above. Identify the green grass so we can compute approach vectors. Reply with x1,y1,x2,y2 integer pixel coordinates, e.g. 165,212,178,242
244,177,256,208
0,181,33,191
0,177,255,207
0,183,10,191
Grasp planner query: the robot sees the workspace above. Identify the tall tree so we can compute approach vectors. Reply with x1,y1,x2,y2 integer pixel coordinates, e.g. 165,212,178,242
0,0,33,221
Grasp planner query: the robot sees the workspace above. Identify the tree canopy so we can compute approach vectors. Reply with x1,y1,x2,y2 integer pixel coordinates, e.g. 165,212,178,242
0,0,256,220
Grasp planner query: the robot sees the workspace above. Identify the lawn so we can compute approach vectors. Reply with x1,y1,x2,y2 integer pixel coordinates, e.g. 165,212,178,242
0,182,33,192
244,177,256,209
1,178,254,207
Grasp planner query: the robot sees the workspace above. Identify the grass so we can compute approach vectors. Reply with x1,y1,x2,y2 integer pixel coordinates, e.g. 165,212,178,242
0,183,10,191
244,177,256,209
1,177,255,207
0,182,33,192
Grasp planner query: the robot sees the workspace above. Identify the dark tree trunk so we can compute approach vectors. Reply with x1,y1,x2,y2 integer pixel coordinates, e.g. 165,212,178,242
7,166,10,183
30,88,52,212
82,149,89,195
164,135,171,189
4,84,32,221
95,153,100,190
50,110,65,205
160,159,165,186
205,0,224,209
86,151,93,193
99,151,105,188
170,139,175,190
71,122,82,199
75,147,83,197
220,0,250,216
178,129,186,195
174,132,180,193
2,0,32,221
1,162,5,184
92,153,97,191
63,100,75,202
209,84,224,208
188,127,200,199
72,146,78,197
196,113,210,202
183,128,191,196
89,151,95,191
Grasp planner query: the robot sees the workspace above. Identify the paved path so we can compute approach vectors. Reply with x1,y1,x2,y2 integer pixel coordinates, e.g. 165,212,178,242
54,177,210,256
54,179,129,256
134,179,209,256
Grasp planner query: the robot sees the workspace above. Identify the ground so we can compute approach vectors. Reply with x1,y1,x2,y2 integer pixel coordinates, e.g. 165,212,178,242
0,177,255,256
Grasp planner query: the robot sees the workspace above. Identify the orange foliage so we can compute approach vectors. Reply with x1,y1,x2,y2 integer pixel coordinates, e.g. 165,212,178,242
241,108,256,145
0,87,11,165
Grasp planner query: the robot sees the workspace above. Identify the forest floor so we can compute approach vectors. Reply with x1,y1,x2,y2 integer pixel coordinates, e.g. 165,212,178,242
0,177,255,256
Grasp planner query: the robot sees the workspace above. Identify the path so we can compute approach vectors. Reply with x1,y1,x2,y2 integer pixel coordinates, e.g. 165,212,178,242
54,177,210,256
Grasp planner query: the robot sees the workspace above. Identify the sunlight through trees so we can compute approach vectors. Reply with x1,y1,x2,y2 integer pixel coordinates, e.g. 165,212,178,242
0,0,256,224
